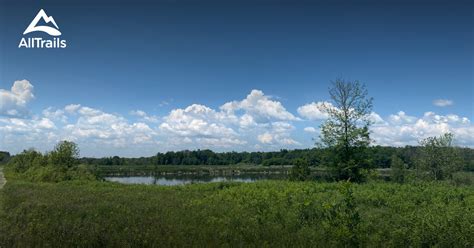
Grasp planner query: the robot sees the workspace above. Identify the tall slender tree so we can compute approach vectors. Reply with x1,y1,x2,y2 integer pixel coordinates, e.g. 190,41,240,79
319,79,373,182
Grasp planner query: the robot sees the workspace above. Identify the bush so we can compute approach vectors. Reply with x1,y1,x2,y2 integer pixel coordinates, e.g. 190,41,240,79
391,155,407,183
289,158,311,181
5,141,96,183
417,133,462,181
6,149,46,174
450,172,474,186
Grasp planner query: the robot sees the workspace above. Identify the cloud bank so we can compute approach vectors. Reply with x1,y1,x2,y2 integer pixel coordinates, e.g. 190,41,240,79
0,80,472,156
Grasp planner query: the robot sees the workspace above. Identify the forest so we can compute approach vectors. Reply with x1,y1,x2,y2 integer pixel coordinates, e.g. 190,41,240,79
89,146,474,169
2,146,472,170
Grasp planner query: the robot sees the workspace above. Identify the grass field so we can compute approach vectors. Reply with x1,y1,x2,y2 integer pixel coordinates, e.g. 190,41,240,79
1,177,473,247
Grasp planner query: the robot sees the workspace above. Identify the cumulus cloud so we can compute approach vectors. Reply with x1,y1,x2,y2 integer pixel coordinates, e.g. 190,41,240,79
0,88,303,155
433,99,454,107
0,80,34,117
255,122,299,146
388,111,417,124
0,116,59,153
371,111,473,147
0,104,159,155
220,89,297,122
64,106,156,147
297,101,332,120
160,104,238,138
158,90,301,150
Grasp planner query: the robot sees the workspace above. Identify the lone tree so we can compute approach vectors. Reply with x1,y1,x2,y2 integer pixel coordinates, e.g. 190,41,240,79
48,141,80,169
319,79,373,182
417,133,462,180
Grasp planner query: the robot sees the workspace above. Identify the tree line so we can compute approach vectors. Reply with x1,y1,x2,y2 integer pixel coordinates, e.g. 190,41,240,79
2,146,472,170
68,146,471,170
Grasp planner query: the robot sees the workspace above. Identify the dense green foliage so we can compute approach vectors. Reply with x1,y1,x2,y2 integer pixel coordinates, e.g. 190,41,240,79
390,155,408,183
5,141,95,182
319,79,373,182
72,146,474,170
417,133,463,180
0,152,10,165
0,180,472,247
289,158,311,181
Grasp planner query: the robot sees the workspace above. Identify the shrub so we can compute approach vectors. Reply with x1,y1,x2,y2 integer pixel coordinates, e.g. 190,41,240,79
417,133,462,181
289,158,311,181
5,141,96,183
391,155,407,183
6,149,46,174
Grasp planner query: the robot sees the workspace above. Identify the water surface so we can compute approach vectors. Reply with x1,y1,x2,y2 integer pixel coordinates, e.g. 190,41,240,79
105,174,285,186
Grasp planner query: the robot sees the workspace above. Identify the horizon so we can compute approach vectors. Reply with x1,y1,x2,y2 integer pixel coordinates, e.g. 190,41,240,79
1,0,473,157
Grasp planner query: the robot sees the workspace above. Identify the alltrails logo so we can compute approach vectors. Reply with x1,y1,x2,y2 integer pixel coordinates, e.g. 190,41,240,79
19,9,67,48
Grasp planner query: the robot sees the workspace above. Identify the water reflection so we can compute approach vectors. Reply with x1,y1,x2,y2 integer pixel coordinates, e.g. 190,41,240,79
105,174,285,186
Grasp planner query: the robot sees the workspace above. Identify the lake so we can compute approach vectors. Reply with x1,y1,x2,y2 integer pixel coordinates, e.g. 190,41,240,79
105,174,286,186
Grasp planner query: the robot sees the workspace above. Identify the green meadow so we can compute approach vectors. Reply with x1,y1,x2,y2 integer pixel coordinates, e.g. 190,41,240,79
1,172,473,247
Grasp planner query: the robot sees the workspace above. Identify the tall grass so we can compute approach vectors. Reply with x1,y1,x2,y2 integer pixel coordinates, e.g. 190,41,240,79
1,179,472,247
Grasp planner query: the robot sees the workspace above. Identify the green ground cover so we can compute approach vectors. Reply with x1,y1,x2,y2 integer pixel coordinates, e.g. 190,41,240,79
1,178,472,247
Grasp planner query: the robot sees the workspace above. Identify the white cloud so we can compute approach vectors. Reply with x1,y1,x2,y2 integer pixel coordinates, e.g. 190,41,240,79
304,126,317,133
65,106,156,146
257,132,273,144
35,118,56,129
297,101,332,120
64,104,81,113
159,104,237,138
220,89,297,122
371,111,473,147
43,107,67,123
255,122,299,146
433,99,454,107
130,110,159,123
0,80,34,118
297,101,473,147
0,88,303,155
388,111,417,124
368,112,385,125
0,116,59,153
157,90,301,150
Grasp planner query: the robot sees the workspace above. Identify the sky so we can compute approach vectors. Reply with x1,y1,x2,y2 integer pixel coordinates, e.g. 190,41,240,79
0,0,473,157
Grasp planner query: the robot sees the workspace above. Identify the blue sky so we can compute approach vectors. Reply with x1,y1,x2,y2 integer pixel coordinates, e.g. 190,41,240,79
0,0,473,157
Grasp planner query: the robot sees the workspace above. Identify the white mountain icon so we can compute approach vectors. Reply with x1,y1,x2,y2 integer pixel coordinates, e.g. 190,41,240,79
23,9,61,36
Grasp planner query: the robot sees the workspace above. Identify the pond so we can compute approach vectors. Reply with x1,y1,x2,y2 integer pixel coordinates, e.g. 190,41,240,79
105,174,286,186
